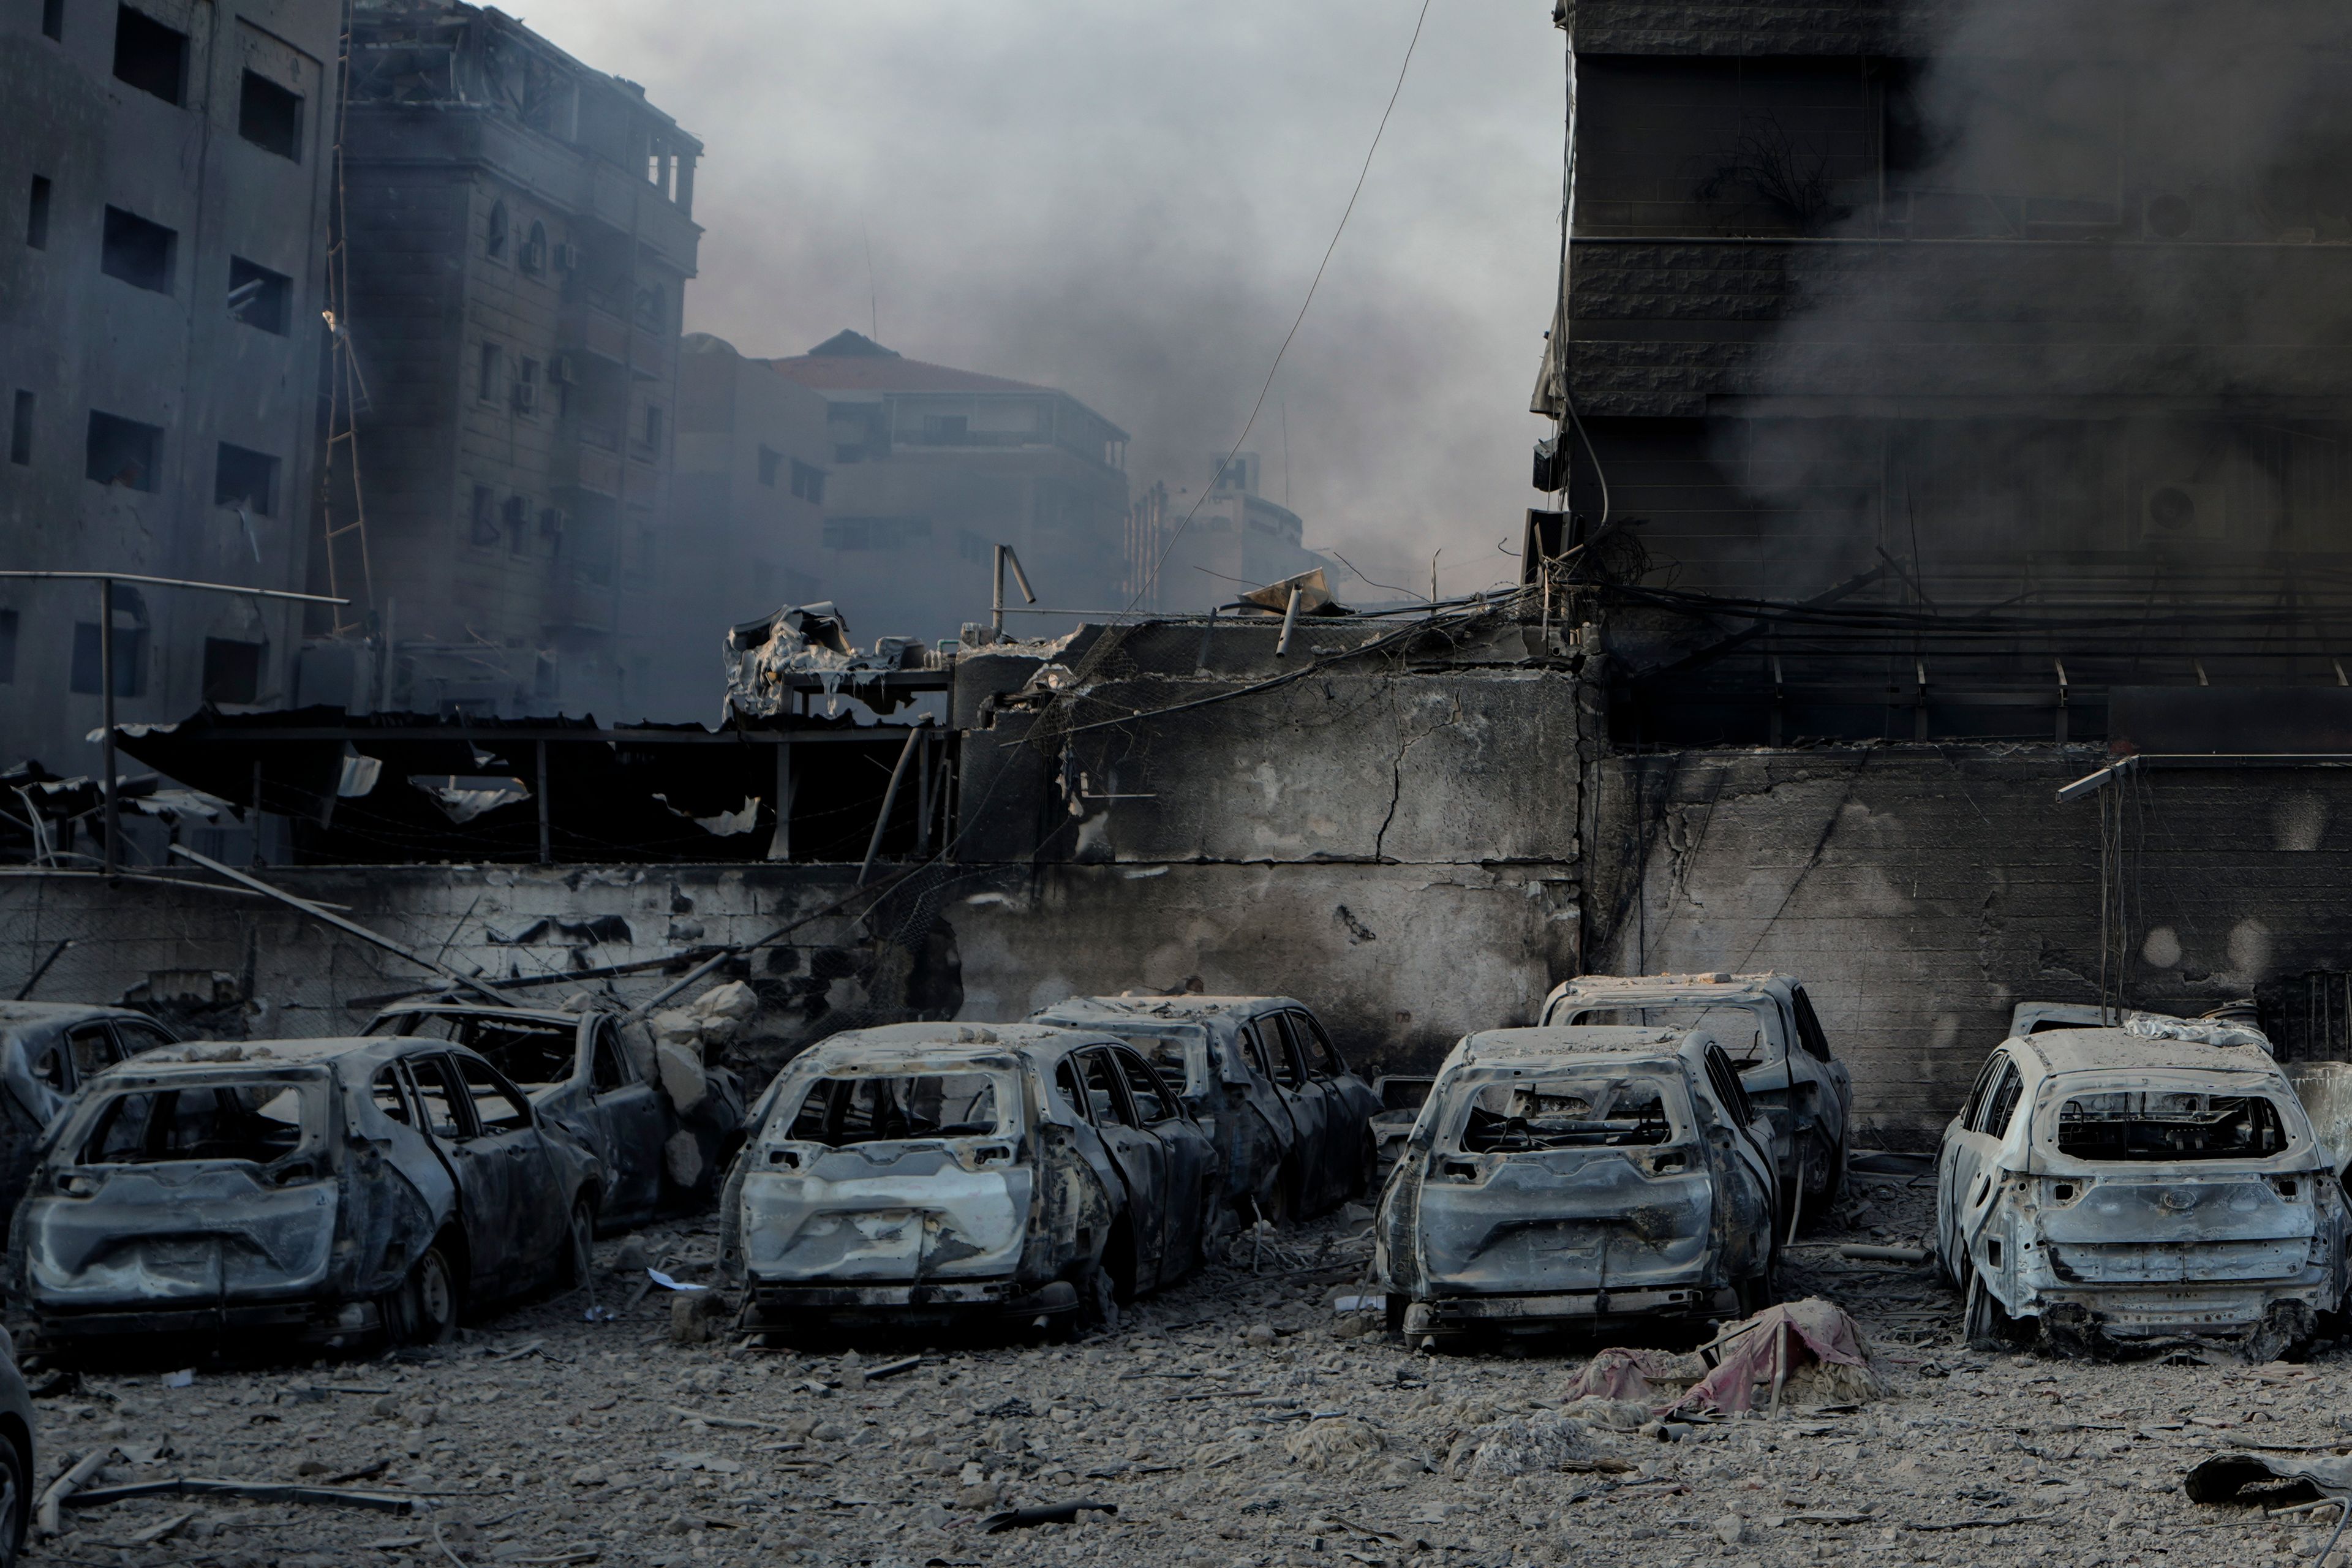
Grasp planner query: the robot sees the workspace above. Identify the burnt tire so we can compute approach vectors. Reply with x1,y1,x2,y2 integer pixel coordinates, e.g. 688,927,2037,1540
1265,1158,1304,1226
392,1241,461,1346
0,1426,26,1568
565,1197,597,1289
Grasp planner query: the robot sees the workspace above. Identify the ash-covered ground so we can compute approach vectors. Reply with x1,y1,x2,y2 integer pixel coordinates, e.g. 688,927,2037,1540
21,1171,2343,1568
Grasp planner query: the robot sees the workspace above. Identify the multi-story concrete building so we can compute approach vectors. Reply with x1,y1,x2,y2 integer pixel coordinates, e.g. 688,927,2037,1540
334,0,700,719
1127,454,1332,614
671,332,831,701
0,0,340,777
763,330,1130,643
1547,0,2352,746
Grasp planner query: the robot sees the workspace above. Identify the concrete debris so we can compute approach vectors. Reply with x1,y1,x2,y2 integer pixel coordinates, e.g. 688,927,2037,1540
1566,1347,1695,1403
1282,1415,1384,1470
1444,1413,1591,1477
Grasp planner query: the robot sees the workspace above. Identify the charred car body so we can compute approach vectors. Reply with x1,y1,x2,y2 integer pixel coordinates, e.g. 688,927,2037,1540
0,1005,180,1219
9,1037,599,1354
364,1000,745,1229
1373,1026,1781,1344
1541,972,1852,1222
1936,1022,2342,1360
1026,996,1379,1222
726,1023,1216,1333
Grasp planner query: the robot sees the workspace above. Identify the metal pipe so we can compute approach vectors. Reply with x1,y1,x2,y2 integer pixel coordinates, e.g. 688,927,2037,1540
991,545,1038,637
858,722,929,887
0,570,344,605
1274,585,1303,658
99,576,116,876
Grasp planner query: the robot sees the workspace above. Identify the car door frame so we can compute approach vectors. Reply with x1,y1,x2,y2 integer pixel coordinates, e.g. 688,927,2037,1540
584,1015,666,1223
1267,1012,1336,1213
1289,1010,1359,1204
1226,1016,1297,1216
399,1049,538,1302
453,1049,570,1282
1073,1046,1170,1292
1940,1049,2018,1278
1111,1044,1214,1280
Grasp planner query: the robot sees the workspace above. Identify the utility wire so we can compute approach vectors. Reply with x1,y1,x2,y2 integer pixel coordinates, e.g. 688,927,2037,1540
1124,0,1437,617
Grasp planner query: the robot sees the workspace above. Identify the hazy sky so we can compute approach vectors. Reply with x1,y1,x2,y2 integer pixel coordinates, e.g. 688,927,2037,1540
531,0,1566,595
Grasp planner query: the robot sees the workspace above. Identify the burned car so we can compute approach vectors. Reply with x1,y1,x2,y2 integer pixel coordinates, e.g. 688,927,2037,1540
725,1023,1216,1333
1936,1021,2342,1360
0,1004,181,1219
9,1036,599,1354
1372,1026,1781,1346
364,1000,745,1228
1542,972,1852,1224
1026,995,1379,1223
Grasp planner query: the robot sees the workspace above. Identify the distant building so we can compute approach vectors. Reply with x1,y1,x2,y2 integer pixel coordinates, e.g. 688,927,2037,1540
672,333,830,703
1128,454,1332,614
334,0,701,719
0,0,341,775
762,331,1130,643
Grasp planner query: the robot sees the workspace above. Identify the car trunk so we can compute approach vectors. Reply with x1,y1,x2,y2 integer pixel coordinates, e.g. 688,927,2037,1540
1414,1064,1714,1295
741,1069,1031,1284
2037,1178,2315,1283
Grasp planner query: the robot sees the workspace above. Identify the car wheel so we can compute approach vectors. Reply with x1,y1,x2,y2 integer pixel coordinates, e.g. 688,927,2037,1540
0,1428,26,1568
393,1242,461,1346
1265,1158,1303,1226
1383,1294,1407,1336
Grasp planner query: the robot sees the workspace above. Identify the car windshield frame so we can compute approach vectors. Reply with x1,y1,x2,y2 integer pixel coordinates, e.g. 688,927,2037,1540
767,1069,1020,1148
1554,999,1779,1068
69,1072,328,1169
1433,1060,1692,1155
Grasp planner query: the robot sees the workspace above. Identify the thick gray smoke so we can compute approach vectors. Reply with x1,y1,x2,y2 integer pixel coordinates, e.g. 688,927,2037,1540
534,0,1567,599
1721,0,2352,587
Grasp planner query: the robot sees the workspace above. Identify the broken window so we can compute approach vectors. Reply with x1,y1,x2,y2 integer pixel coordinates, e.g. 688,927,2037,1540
1791,989,1834,1062
80,1081,314,1166
470,484,498,546
214,442,277,515
40,0,61,41
200,637,262,704
237,70,302,159
113,6,187,105
100,205,175,292
1562,1003,1776,1069
504,494,529,554
1076,1052,1131,1126
1457,1070,1684,1153
405,1055,475,1141
1054,1058,1090,1122
9,390,31,465
757,445,780,488
484,198,507,260
454,1054,533,1131
1975,1060,2024,1137
1112,1049,1174,1124
371,1067,413,1125
64,1023,116,1084
591,1024,631,1092
790,459,825,503
85,410,160,491
455,1017,572,1087
70,609,145,696
2056,1090,2290,1161
1098,1027,1207,1098
520,220,546,276
785,1073,1006,1146
26,175,50,249
515,358,540,415
478,342,502,402
227,257,290,334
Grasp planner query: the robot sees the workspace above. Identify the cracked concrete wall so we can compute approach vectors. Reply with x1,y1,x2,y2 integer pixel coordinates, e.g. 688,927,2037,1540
1586,748,2352,1137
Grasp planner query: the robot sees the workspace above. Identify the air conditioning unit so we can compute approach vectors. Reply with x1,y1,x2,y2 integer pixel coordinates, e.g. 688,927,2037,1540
552,242,579,271
2139,482,2225,541
548,355,576,386
512,380,538,413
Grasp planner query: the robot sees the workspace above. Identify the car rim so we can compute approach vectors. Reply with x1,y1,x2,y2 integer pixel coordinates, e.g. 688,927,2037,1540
420,1251,454,1332
0,1452,20,1555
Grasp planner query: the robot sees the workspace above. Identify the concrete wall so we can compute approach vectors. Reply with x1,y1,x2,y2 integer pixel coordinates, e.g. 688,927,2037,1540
1584,746,2352,1139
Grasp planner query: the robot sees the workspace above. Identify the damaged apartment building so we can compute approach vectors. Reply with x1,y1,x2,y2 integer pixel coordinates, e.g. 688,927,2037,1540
321,0,706,722
0,0,341,774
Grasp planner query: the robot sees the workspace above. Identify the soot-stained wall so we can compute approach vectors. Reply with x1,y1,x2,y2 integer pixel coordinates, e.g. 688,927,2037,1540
1585,746,2352,1138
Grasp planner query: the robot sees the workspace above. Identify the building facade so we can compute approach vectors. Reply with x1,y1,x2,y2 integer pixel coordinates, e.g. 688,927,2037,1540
763,330,1130,644
1126,454,1332,614
670,332,831,707
0,0,340,778
334,0,701,720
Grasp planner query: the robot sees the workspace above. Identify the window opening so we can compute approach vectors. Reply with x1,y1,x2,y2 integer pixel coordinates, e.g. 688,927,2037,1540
790,459,825,503
26,176,51,249
112,5,187,105
214,442,278,515
785,1074,1005,1145
85,410,160,491
9,391,31,465
227,257,290,334
100,205,175,292
484,198,507,260
236,70,301,159
200,637,262,704
1077,1050,1132,1126
2056,1090,2289,1161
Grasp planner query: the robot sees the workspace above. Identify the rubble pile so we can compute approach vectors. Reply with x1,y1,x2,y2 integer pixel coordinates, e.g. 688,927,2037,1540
22,1175,2352,1568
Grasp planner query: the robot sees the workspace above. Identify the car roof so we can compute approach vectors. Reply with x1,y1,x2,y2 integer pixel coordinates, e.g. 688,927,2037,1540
0,1001,153,1031
2008,1027,2282,1077
1453,1025,1698,1071
1033,995,1298,1024
1553,973,1793,1002
94,1036,428,1078
793,1022,1123,1074
374,1000,586,1029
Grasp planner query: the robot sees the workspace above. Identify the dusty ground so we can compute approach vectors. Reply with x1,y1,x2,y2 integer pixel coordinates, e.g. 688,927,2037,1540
20,1169,2348,1568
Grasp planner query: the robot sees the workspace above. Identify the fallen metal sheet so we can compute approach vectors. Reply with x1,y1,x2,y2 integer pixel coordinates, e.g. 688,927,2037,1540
63,1476,429,1513
2184,1450,2352,1504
